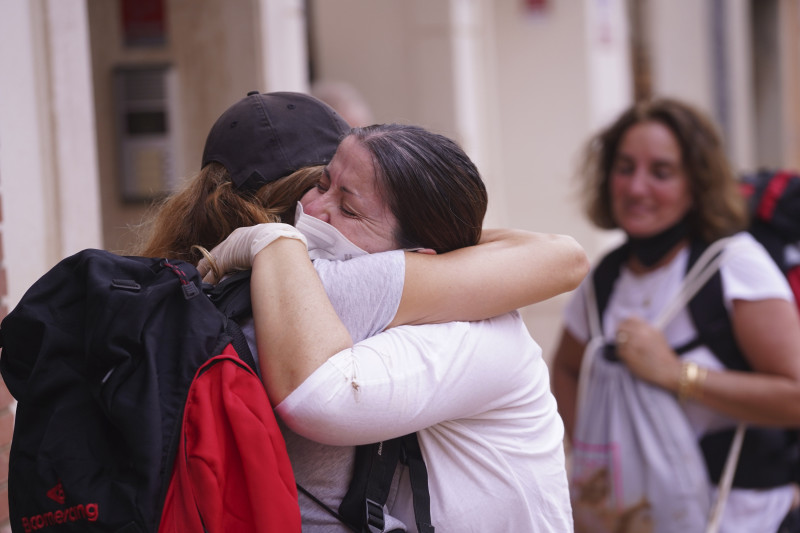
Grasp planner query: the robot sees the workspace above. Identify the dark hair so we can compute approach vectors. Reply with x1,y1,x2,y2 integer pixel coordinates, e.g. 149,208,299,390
133,163,322,263
349,124,487,253
579,98,747,242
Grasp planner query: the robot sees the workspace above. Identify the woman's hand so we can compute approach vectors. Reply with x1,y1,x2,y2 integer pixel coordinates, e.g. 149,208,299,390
616,301,800,426
196,223,307,283
615,317,682,392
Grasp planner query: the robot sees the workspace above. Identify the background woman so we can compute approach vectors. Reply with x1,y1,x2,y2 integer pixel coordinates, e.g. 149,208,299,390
551,98,800,532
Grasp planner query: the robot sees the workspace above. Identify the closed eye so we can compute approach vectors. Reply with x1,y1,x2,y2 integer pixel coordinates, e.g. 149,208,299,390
340,205,360,218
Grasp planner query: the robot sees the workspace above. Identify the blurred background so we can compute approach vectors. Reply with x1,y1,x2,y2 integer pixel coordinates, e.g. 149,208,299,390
0,0,798,526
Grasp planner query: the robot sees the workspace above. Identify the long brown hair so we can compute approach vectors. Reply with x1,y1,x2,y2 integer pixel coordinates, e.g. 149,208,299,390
579,98,748,242
133,163,322,263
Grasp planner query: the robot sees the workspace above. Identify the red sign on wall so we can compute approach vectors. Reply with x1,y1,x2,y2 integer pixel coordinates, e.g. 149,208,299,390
526,0,549,14
121,0,166,47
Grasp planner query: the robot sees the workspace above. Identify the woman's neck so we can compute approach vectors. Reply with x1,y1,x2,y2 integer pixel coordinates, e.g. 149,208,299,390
625,216,690,273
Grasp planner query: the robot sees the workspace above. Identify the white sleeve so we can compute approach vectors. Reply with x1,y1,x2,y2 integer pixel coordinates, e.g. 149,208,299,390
275,312,543,445
720,232,794,310
312,250,405,343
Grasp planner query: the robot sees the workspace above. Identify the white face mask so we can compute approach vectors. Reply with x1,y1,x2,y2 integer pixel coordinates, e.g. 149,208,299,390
294,202,368,261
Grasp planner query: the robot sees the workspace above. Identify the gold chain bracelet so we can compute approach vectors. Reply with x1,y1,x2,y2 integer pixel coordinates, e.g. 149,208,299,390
677,361,708,402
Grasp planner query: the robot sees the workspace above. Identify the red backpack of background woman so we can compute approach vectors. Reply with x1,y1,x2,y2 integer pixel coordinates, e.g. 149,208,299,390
741,169,800,312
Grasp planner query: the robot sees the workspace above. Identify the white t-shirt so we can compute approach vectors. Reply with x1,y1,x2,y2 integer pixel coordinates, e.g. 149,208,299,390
278,311,573,532
563,232,796,533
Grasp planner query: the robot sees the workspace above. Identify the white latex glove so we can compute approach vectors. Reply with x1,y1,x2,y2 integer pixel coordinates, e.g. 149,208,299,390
197,223,307,284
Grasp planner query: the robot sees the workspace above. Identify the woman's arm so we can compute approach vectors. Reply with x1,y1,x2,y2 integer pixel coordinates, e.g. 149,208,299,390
616,298,800,426
251,237,353,404
390,229,589,327
201,223,588,327
276,313,539,445
551,329,586,441
251,228,588,404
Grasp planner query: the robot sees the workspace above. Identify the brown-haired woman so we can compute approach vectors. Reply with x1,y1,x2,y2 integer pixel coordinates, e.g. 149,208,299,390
552,98,800,532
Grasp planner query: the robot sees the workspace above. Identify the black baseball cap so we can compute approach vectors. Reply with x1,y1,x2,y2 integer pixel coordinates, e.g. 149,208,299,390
201,91,351,192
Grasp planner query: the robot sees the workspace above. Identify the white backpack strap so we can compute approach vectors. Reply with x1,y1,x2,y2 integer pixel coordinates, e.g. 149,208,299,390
705,423,746,533
654,237,732,329
646,236,745,533
576,270,605,423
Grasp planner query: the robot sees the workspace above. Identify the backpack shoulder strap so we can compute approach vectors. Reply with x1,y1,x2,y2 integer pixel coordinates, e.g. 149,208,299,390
338,434,434,533
206,270,252,320
338,439,401,532
575,243,629,410
685,240,750,371
222,318,257,374
204,270,257,373
591,243,629,323
684,239,800,488
400,433,434,533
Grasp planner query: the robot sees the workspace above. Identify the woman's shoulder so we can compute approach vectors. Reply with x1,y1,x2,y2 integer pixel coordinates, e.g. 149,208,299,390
725,230,766,250
384,311,537,358
719,231,793,302
389,311,524,339
312,249,405,274
721,231,778,269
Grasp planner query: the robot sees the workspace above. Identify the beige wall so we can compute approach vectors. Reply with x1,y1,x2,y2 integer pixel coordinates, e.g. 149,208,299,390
784,0,800,169
310,0,468,143
777,0,800,169
725,0,758,171
648,0,714,107
88,0,263,254
482,0,628,356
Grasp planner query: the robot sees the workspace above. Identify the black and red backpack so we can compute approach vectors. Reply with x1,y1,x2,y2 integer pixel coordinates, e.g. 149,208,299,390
741,169,800,313
0,250,300,532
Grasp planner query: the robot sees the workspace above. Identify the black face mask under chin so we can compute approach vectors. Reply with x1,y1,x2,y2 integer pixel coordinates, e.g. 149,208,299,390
626,217,690,267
